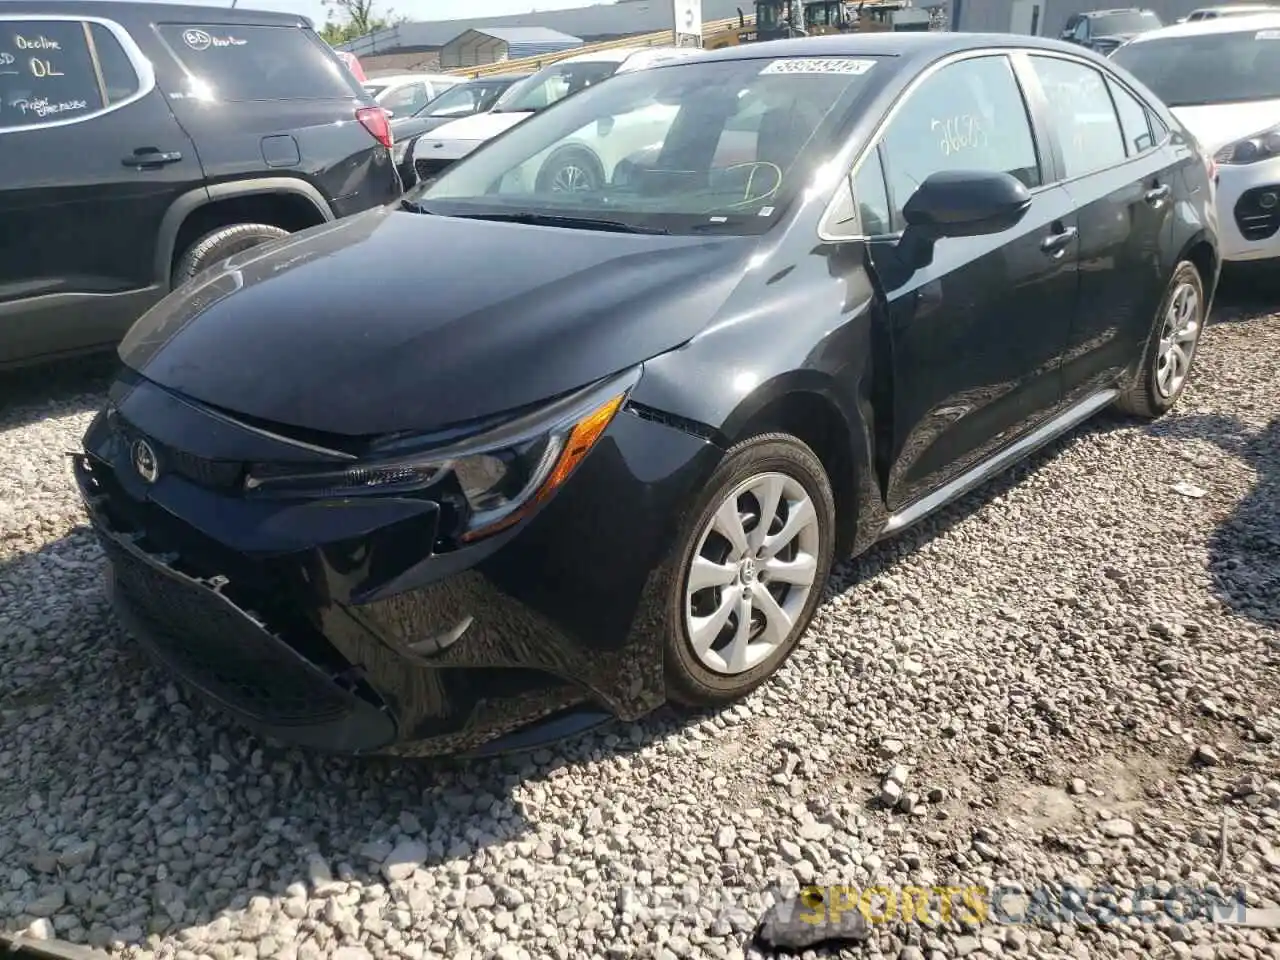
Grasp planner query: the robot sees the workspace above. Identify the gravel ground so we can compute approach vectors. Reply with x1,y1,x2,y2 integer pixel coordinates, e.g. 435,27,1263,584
1,298,1279,960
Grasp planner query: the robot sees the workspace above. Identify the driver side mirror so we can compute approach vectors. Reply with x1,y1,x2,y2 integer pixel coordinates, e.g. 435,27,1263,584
897,169,1032,269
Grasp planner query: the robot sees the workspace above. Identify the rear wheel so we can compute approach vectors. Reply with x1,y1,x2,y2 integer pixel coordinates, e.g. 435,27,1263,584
173,223,291,287
1116,260,1206,419
663,434,836,707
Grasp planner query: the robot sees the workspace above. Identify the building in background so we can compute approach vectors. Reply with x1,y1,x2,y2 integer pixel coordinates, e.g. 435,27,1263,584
438,27,584,68
944,0,1217,37
337,0,751,71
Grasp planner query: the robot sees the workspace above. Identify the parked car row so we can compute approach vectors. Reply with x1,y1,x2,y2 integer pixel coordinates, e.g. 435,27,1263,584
68,24,1230,758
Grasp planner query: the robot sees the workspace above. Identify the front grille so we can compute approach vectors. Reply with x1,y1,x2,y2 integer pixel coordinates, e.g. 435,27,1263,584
112,414,244,491
414,157,456,182
1234,186,1280,241
104,534,356,726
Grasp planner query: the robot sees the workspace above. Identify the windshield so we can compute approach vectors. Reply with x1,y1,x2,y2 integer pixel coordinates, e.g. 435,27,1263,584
1093,10,1162,32
1112,28,1280,105
492,61,620,113
410,56,882,236
757,2,782,28
417,79,514,118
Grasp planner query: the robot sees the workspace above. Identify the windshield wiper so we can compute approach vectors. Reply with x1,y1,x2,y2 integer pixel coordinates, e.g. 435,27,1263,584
453,212,671,234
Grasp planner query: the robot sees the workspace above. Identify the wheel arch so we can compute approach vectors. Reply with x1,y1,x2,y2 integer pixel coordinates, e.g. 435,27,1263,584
155,179,334,288
1177,231,1220,306
717,371,870,559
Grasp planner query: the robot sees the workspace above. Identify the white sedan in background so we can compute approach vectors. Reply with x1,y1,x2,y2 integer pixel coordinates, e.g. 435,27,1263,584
1112,14,1280,262
363,73,464,117
407,46,706,187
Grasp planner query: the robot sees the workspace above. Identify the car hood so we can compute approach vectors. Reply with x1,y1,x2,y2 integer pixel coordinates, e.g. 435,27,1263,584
391,113,464,140
426,110,530,143
118,205,754,438
1171,99,1280,152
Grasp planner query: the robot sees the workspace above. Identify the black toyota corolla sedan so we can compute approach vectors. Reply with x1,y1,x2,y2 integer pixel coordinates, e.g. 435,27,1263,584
76,33,1219,758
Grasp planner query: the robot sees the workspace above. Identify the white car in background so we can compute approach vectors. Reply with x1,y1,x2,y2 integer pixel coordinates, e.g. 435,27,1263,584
407,46,705,185
363,73,464,118
1112,13,1280,262
1177,3,1279,22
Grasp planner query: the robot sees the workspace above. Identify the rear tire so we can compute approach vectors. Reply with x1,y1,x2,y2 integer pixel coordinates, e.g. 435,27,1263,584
1115,260,1206,419
663,433,836,708
173,223,291,287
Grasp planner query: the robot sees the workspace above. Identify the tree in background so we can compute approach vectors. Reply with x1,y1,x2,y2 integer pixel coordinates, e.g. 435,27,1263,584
319,0,401,45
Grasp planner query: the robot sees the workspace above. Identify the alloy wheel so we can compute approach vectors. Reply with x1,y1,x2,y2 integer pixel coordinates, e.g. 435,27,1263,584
683,472,821,676
551,162,596,193
1156,279,1202,399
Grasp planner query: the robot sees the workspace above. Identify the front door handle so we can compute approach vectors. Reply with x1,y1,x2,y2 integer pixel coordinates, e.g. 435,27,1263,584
1040,225,1078,257
123,148,183,169
1144,183,1172,206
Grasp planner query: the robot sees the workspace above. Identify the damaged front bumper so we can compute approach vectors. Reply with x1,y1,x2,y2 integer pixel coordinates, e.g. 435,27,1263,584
75,375,719,756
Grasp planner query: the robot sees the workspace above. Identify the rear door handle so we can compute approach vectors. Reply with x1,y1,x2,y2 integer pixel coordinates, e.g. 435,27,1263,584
1040,225,1078,257
123,148,183,169
1145,183,1172,205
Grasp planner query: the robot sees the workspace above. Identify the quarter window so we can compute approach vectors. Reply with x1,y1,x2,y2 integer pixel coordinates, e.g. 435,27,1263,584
853,145,892,236
1106,77,1154,155
0,19,107,129
879,55,1041,228
1029,56,1126,178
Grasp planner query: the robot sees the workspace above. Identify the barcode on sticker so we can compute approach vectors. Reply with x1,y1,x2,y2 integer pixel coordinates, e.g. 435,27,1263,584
1257,28,1280,38
760,58,875,76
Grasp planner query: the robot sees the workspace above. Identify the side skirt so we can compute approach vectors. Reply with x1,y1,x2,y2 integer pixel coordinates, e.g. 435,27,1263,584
879,388,1119,538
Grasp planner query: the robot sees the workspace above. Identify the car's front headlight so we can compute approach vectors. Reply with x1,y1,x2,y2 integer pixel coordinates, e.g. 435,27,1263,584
243,367,640,543
1215,126,1280,165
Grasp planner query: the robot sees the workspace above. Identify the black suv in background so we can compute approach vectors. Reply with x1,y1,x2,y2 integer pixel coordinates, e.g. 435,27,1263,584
1060,8,1163,54
0,2,400,369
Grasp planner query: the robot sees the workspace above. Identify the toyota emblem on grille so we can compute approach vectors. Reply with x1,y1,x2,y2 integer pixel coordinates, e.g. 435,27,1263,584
132,439,159,483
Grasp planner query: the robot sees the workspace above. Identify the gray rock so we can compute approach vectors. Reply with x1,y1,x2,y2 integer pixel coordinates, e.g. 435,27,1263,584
381,840,428,882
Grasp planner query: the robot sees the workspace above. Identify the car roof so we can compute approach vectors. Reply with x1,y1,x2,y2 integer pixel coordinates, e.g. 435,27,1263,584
555,44,657,65
466,72,533,82
1126,9,1280,40
684,31,1118,64
0,0,307,27
1082,7,1155,15
365,73,460,85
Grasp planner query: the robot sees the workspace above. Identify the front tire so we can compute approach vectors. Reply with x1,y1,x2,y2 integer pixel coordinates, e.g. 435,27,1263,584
1115,260,1206,419
535,147,604,193
663,434,836,708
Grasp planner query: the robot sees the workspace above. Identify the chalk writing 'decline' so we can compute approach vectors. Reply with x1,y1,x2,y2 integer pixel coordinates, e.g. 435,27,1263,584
14,35,62,51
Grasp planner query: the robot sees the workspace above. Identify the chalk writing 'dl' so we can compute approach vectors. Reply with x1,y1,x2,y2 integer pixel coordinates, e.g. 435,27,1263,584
13,34,62,50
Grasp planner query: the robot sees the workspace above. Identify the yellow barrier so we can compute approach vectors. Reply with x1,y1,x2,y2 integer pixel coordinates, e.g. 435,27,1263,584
443,15,756,79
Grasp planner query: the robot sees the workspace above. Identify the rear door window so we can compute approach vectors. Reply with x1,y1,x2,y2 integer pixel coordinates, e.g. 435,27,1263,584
157,23,360,101
1028,56,1127,178
0,19,108,128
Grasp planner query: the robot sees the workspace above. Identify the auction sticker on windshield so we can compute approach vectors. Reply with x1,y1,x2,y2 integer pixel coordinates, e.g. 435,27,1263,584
760,58,876,75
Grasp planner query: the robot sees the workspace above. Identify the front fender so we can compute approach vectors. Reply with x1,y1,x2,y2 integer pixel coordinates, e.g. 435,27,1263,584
629,256,890,556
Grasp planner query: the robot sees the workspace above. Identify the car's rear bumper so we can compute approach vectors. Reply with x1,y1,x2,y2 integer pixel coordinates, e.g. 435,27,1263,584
76,376,720,756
